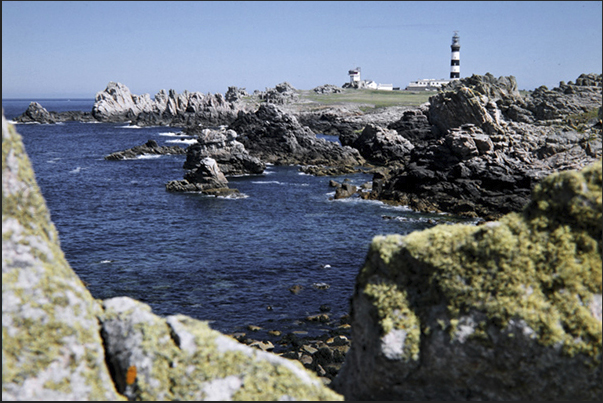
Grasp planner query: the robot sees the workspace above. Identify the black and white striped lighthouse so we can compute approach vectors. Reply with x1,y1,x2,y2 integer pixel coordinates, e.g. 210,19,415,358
450,31,461,80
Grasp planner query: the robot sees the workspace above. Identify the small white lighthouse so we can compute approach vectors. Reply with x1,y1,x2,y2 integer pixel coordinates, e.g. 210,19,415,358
348,67,361,85
450,31,460,80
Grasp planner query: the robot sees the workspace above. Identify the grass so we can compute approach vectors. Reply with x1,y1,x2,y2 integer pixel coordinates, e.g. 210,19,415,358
299,89,432,108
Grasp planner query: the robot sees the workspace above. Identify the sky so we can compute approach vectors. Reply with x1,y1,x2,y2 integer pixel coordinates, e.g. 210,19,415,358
2,1,602,98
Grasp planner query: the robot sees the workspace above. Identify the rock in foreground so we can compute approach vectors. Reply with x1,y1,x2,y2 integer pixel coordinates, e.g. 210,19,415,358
2,113,341,401
333,160,602,400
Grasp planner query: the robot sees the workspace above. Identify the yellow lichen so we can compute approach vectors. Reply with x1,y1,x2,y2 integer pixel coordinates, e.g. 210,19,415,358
359,160,602,361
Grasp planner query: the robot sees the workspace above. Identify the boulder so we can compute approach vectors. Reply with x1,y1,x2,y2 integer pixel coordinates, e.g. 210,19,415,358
333,161,602,400
105,139,187,160
334,183,357,200
349,123,414,165
2,112,342,400
428,73,519,135
182,127,265,176
259,82,299,105
166,157,237,195
312,84,343,94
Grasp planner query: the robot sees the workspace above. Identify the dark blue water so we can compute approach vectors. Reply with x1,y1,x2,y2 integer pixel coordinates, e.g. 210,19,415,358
3,99,474,339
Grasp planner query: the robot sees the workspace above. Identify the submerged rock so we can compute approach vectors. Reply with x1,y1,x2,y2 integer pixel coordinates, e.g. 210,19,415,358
333,160,603,400
2,113,341,401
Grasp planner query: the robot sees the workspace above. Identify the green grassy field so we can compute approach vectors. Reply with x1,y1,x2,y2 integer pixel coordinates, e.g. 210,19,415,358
300,89,432,108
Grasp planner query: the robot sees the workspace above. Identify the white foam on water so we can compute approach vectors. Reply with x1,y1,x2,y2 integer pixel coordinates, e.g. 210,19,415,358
158,132,186,137
251,180,284,185
165,138,197,145
136,154,162,160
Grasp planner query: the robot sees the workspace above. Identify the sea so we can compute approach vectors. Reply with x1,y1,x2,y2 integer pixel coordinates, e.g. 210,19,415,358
3,99,476,341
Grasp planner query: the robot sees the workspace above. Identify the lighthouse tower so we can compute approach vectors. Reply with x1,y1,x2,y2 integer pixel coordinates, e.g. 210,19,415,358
450,31,460,80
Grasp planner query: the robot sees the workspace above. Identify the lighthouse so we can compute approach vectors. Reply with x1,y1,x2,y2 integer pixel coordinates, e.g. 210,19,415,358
450,31,460,80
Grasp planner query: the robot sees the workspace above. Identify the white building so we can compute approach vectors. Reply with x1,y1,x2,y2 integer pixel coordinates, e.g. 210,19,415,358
346,68,393,91
405,78,451,92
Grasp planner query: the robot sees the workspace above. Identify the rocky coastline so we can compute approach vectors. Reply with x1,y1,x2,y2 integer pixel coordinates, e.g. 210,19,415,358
4,109,601,399
15,73,602,220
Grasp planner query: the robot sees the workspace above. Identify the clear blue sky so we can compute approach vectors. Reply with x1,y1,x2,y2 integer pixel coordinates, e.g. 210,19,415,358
2,1,602,98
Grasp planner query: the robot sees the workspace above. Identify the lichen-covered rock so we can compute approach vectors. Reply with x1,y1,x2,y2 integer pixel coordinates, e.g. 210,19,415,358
100,297,341,401
2,114,123,400
2,113,342,400
333,160,602,400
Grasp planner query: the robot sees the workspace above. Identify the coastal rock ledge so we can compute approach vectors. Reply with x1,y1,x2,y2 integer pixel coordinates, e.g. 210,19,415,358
2,113,340,401
332,159,602,400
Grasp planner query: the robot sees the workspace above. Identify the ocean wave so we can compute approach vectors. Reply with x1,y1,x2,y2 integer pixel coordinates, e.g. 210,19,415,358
136,154,163,160
217,193,249,199
165,138,197,145
158,132,186,137
69,167,83,174
251,180,285,185
119,124,141,129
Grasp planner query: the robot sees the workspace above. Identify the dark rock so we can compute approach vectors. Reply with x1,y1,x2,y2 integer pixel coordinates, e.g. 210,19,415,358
182,126,265,175
13,102,98,124
13,102,56,124
368,73,602,219
229,103,364,167
105,139,187,160
349,123,414,165
313,84,343,94
334,183,357,199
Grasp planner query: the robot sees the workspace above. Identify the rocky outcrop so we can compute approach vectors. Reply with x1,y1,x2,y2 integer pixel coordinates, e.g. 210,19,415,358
342,123,414,166
91,82,253,126
13,102,97,124
229,103,365,167
369,74,602,219
258,82,300,105
429,73,602,132
520,73,602,122
105,139,187,160
14,102,57,124
333,160,602,400
165,157,239,196
182,126,265,176
313,84,343,94
2,113,341,400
